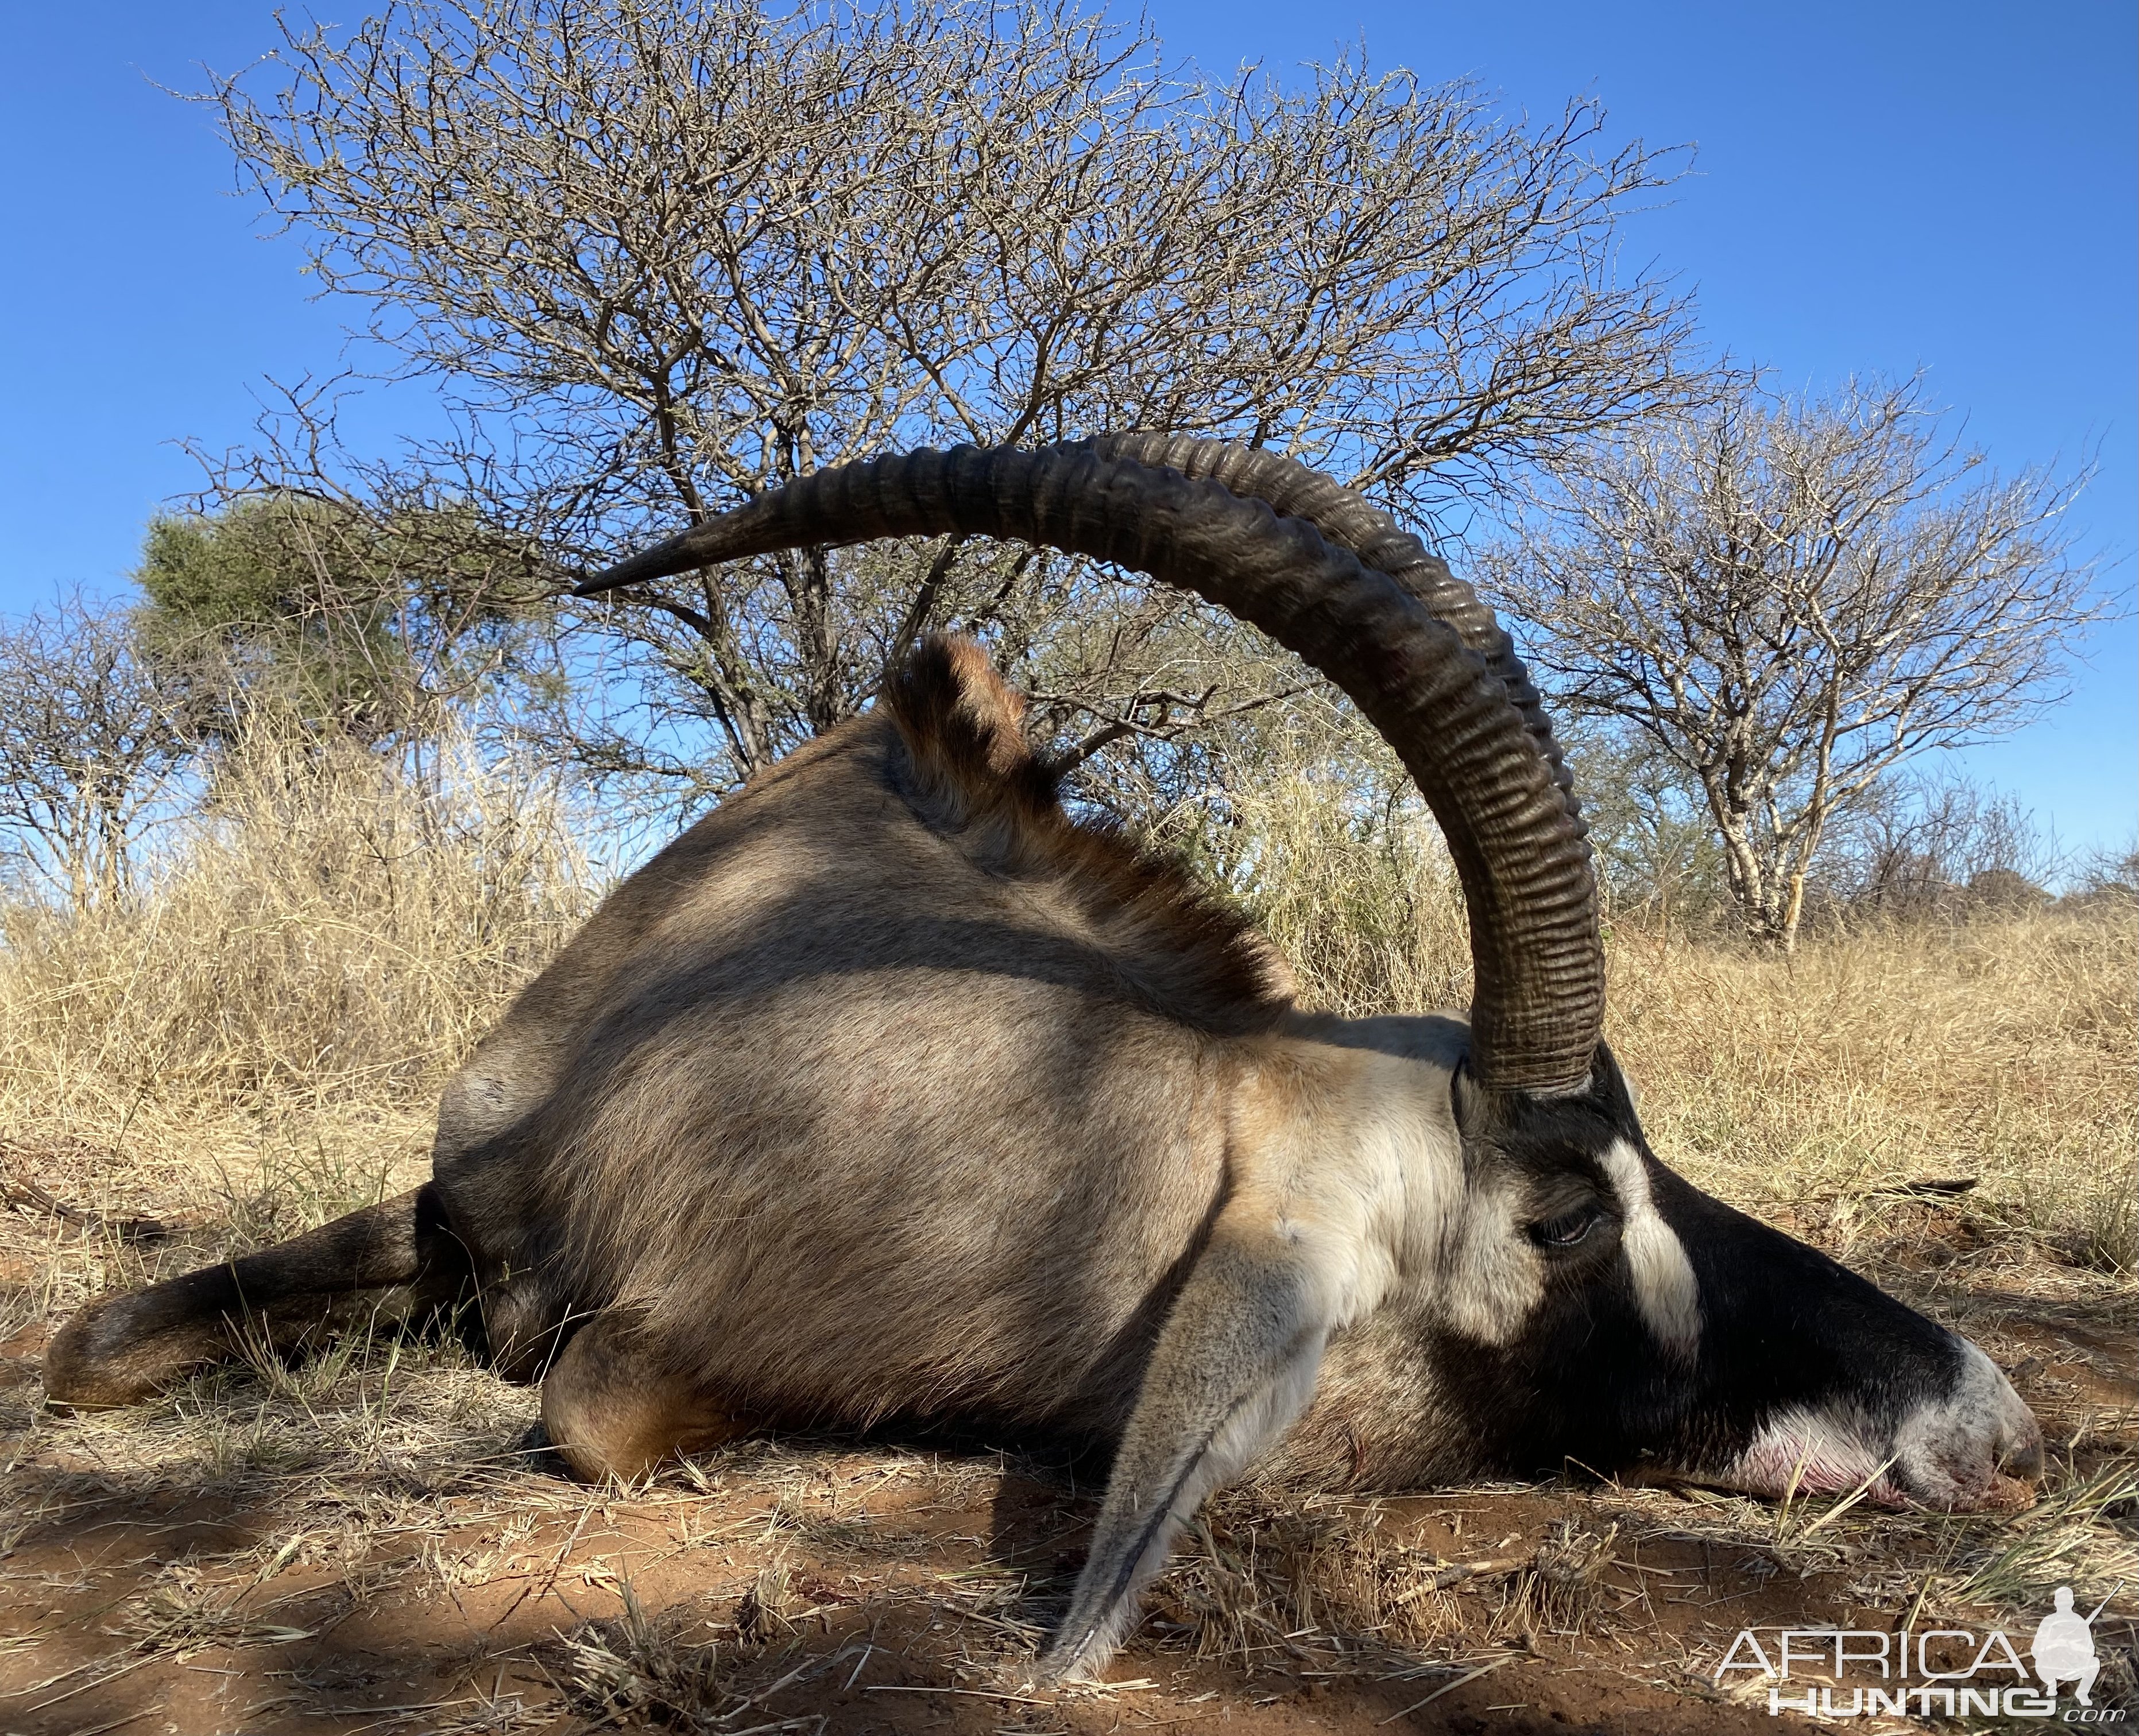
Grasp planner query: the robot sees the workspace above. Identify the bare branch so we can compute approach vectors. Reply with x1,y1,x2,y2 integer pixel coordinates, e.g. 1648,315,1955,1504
200,0,1707,798
1483,374,2116,947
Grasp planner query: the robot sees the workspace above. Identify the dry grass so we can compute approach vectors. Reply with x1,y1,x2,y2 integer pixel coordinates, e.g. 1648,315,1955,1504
0,724,593,1320
1224,766,1476,1020
0,731,2132,1731
553,1576,813,1733
1606,909,2137,1273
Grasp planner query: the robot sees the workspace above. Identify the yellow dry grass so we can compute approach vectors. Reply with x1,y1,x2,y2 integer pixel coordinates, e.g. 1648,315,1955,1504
0,727,593,1303
1607,909,2137,1273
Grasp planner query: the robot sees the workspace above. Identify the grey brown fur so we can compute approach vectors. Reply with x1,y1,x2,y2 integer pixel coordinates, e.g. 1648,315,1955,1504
446,636,1306,1420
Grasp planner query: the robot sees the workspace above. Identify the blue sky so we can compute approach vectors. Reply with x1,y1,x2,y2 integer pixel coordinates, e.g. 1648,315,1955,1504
3,1,2132,854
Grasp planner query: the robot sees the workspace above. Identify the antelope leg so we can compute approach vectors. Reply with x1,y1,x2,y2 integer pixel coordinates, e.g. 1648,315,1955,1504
45,1185,462,1408
539,1309,756,1482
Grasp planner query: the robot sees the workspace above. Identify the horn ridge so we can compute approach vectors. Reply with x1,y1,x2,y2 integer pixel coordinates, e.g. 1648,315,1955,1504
576,444,1602,1094
1075,432,1576,819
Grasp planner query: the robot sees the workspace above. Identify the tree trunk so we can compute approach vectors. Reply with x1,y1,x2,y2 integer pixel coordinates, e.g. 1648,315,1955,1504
1703,776,1792,947
1778,873,1807,954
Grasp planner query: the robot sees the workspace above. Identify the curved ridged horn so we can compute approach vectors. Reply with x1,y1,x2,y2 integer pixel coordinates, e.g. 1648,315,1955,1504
577,445,1603,1094
1072,432,1577,824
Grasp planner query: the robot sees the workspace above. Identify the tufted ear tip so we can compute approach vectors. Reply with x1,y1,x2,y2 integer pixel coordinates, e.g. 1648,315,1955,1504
884,633,1054,826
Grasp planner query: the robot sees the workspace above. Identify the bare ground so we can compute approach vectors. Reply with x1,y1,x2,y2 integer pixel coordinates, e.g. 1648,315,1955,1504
1,1156,2132,1736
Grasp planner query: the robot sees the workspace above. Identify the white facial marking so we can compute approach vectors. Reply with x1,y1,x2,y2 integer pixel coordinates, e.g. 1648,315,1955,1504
1599,1139,1701,1361
1890,1337,2039,1505
1438,1168,1546,1346
1713,1336,2040,1510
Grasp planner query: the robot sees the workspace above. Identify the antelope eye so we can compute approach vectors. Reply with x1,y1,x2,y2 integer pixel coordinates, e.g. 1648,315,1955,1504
1530,1205,1602,1249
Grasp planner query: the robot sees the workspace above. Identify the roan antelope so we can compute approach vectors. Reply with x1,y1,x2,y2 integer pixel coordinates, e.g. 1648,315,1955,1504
47,437,2041,1681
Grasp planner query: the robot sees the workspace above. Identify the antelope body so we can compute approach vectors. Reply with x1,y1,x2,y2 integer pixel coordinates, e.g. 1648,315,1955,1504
46,439,2041,1681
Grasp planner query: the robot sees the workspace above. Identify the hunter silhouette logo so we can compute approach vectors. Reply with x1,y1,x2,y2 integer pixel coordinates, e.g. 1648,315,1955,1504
1715,1584,2126,1720
2034,1586,2101,1706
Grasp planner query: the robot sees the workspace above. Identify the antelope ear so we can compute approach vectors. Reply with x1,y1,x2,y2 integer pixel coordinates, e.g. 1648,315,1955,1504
1036,1221,1330,1684
1580,1042,1639,1126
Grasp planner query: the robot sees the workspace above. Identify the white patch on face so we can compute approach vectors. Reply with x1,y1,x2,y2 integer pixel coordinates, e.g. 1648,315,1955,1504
1891,1336,2042,1506
1711,1336,2041,1510
1436,1168,1545,1346
1599,1138,1700,1361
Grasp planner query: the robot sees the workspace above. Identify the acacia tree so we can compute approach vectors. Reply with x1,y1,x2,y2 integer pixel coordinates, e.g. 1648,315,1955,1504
137,495,548,749
207,0,1704,804
1484,375,2107,949
0,597,190,912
